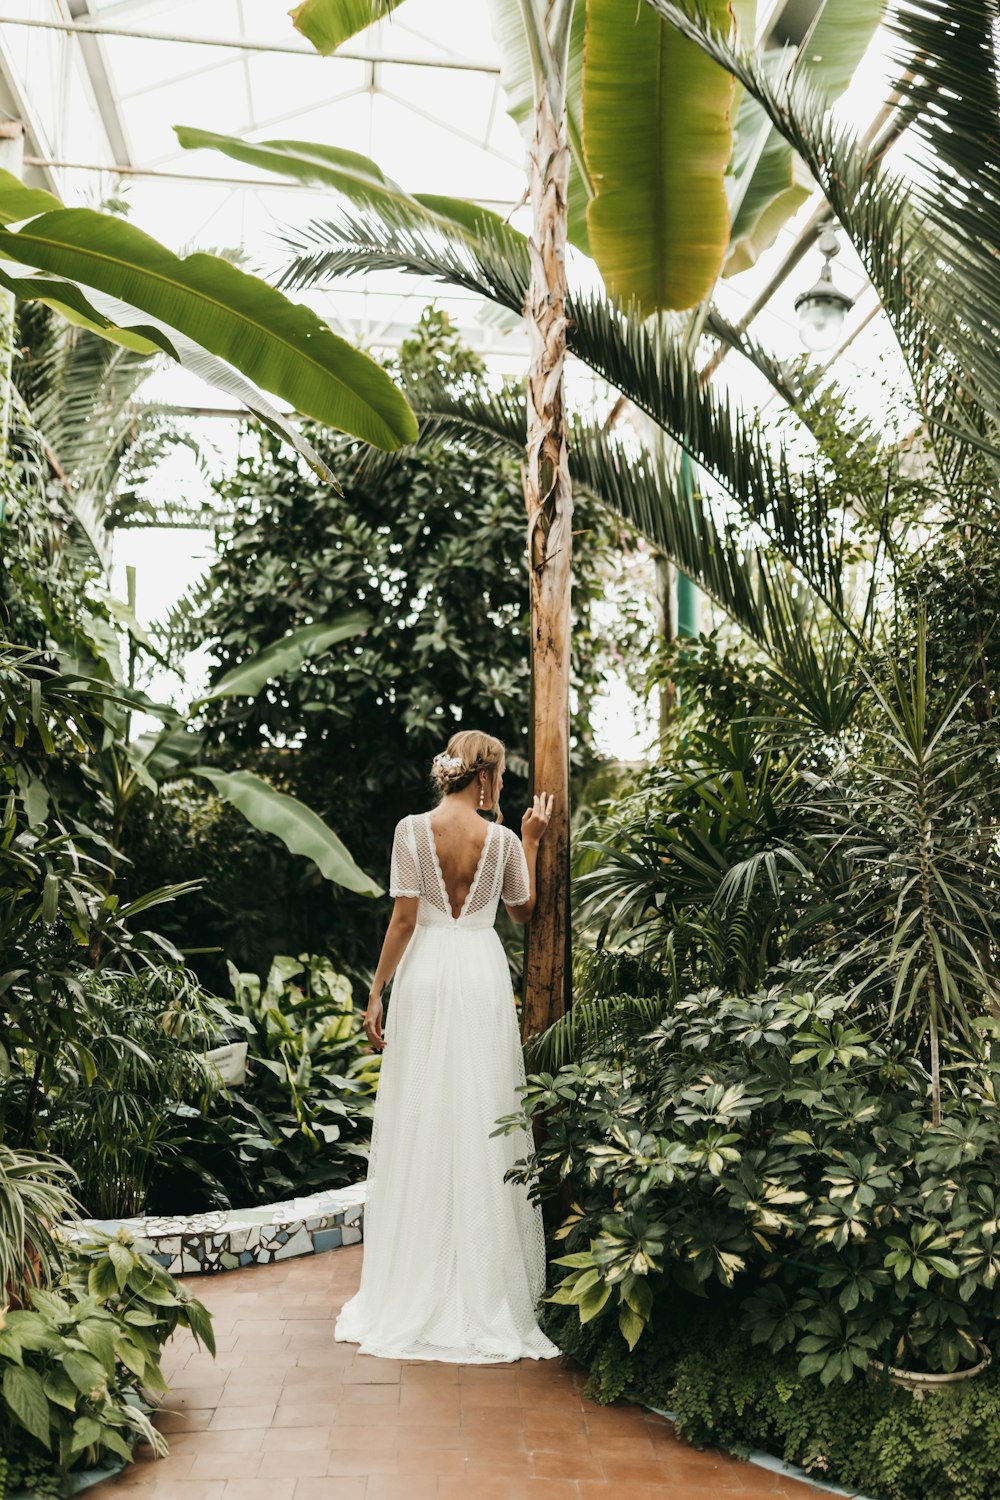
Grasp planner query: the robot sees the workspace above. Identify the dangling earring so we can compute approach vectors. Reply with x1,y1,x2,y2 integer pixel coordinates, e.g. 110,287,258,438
478,779,485,808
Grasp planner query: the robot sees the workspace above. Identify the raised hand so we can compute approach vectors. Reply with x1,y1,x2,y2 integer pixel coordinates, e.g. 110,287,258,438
521,792,555,847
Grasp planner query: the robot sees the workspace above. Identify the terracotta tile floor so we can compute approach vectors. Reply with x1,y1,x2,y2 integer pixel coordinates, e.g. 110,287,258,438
86,1246,843,1500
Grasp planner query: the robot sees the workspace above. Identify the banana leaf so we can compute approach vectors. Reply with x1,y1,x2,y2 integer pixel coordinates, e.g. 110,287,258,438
191,768,382,897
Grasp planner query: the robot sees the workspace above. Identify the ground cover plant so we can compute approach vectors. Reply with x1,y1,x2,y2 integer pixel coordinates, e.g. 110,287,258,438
0,1165,214,1499
544,1295,1000,1500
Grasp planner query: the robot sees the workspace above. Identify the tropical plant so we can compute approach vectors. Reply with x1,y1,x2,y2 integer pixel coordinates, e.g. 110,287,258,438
0,170,416,465
180,0,886,1034
9,301,191,569
499,985,1000,1382
0,1145,80,1306
184,954,380,1205
577,723,828,989
817,620,1000,1122
92,613,384,916
248,0,999,911
155,308,636,980
0,1229,214,1496
0,637,205,1150
1,366,384,920
36,968,226,1221
569,611,1000,1118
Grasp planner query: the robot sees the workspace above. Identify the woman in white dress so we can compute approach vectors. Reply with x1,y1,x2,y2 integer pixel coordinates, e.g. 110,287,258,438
334,730,561,1364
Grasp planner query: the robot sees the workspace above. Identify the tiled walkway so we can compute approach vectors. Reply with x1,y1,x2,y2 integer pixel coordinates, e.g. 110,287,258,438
88,1245,840,1500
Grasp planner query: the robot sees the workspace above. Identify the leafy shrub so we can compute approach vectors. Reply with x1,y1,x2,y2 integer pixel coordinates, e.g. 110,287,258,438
191,954,379,1205
0,1228,214,1498
576,724,829,993
501,986,1000,1382
579,623,1000,1122
32,968,226,1221
546,1296,1000,1500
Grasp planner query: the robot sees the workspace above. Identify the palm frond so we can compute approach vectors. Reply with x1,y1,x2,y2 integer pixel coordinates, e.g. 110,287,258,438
523,993,668,1072
282,209,843,597
886,0,1000,253
643,0,1000,469
406,385,876,715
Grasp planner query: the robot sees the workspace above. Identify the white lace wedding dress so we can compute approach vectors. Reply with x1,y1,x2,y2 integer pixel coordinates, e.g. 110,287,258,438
334,811,561,1363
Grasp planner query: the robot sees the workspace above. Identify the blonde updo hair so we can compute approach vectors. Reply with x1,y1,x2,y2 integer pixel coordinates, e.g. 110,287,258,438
430,730,505,822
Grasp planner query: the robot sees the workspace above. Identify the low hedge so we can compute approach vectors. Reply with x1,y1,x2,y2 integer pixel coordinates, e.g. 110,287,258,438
544,1294,1000,1500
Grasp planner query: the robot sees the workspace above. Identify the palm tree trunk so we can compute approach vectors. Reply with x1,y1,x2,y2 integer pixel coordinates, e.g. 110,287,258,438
521,78,573,1041
655,554,676,745
0,121,23,502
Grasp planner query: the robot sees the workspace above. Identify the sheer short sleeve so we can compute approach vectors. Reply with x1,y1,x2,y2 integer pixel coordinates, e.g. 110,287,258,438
501,827,531,907
389,816,421,898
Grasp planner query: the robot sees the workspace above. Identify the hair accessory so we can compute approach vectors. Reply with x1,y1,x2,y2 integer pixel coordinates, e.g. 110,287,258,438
433,752,463,771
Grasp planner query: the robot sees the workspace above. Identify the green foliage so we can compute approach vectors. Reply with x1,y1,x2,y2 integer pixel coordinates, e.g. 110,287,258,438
501,986,1000,1382
154,307,631,977
0,167,416,454
547,1293,1000,1500
193,954,379,1205
577,723,824,992
0,635,203,1153
0,1230,213,1497
0,1146,80,1304
579,608,1000,1106
29,968,225,1220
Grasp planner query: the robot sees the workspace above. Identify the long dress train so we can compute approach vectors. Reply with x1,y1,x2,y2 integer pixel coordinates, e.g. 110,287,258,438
334,810,561,1363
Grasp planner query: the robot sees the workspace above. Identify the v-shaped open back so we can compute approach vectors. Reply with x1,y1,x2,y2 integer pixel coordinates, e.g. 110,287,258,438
425,812,493,921
388,810,531,929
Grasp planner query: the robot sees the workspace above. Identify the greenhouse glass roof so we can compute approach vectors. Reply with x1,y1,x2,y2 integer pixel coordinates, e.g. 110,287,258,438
2,0,899,395
0,1,920,753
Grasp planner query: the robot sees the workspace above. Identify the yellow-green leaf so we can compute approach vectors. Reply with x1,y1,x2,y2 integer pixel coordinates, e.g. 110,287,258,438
578,1280,612,1324
0,174,416,451
291,0,400,54
583,0,735,313
618,1301,647,1351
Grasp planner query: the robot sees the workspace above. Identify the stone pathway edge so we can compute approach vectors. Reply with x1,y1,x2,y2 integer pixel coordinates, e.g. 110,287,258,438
640,1399,875,1500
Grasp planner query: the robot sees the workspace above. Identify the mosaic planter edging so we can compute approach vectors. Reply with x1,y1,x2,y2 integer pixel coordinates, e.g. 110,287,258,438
60,1182,366,1274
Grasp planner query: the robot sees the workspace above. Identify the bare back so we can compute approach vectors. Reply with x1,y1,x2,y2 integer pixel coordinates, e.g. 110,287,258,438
426,808,489,921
